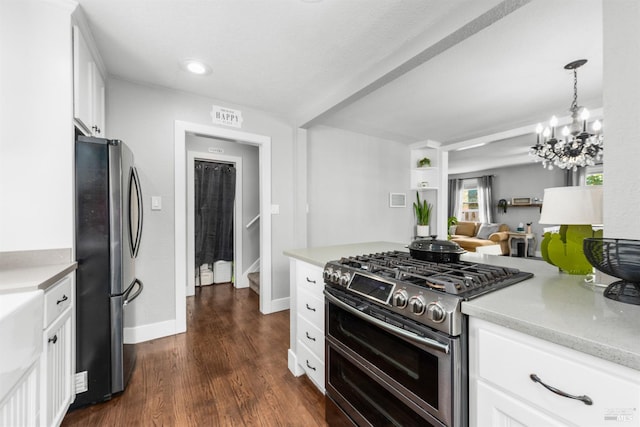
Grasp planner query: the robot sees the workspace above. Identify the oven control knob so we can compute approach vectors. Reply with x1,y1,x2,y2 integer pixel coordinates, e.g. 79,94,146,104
408,296,426,315
323,268,333,281
339,272,351,286
426,302,446,323
392,290,409,308
331,270,341,283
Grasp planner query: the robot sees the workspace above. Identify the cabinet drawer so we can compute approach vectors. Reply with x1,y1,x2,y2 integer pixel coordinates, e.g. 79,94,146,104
297,340,325,392
44,277,72,328
297,315,324,359
477,326,640,426
296,287,324,328
295,261,324,298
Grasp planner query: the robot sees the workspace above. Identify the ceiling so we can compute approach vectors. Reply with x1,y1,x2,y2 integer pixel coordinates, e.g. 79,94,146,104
77,0,603,163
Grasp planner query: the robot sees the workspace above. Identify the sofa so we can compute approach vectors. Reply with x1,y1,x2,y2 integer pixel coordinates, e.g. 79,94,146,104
450,222,510,254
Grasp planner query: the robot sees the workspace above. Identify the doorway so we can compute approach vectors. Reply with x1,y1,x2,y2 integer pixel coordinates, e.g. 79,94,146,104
186,151,244,296
174,121,272,335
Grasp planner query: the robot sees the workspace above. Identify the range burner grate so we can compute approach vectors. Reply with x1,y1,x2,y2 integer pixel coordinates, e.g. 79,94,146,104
335,251,529,297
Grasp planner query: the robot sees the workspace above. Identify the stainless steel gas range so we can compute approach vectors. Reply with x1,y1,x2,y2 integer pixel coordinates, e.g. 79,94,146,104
323,250,533,427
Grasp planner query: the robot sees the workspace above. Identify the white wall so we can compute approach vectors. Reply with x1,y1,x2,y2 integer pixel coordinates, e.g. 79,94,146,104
602,1,640,239
0,0,74,251
186,135,260,271
107,78,296,330
307,125,412,246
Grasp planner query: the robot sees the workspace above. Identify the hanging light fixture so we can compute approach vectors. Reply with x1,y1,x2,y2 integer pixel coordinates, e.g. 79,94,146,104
530,59,603,171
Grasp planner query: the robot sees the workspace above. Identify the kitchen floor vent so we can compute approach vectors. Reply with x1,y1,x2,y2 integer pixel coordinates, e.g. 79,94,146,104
74,371,88,394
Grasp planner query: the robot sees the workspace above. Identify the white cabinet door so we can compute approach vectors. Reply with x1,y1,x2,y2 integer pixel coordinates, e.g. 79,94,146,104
90,62,105,136
288,259,326,392
41,313,72,427
475,380,568,427
73,25,106,137
73,25,92,135
40,274,75,427
0,363,40,426
469,318,640,427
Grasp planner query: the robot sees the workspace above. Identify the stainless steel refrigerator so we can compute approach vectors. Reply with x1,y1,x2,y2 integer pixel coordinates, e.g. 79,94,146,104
72,134,144,408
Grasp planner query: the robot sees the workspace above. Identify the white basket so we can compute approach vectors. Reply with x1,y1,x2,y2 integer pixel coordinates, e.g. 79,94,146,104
213,261,232,283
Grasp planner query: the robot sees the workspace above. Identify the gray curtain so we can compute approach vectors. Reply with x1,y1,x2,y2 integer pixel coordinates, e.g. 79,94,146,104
448,178,463,218
477,175,494,224
194,161,236,269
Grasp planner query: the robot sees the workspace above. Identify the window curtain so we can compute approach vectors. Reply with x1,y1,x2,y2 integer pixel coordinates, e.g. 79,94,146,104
194,161,236,270
448,178,463,219
477,175,494,224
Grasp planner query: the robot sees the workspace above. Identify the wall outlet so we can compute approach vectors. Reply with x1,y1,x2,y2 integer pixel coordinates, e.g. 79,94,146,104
75,371,88,393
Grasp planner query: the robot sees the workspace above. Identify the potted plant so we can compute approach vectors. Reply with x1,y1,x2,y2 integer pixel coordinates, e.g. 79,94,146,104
417,157,431,168
447,216,458,239
413,193,433,237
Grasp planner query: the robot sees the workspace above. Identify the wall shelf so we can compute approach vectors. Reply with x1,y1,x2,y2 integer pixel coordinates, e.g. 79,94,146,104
498,203,543,213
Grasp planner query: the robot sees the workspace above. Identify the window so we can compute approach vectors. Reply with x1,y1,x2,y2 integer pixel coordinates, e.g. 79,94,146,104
458,179,479,221
586,165,603,185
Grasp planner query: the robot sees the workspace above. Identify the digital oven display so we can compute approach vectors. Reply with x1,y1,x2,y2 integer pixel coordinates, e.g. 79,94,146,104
347,273,395,304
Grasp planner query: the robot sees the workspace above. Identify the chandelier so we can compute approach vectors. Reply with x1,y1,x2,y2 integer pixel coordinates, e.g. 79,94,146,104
530,59,603,171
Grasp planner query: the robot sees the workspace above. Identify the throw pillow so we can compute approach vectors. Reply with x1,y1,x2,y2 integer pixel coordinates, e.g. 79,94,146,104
454,222,476,237
477,223,500,240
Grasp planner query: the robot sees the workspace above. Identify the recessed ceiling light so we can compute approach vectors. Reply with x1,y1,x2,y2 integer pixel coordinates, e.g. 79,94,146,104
181,59,212,75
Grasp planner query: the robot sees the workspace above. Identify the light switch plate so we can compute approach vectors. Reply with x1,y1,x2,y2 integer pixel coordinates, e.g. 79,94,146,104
271,204,280,214
151,196,162,210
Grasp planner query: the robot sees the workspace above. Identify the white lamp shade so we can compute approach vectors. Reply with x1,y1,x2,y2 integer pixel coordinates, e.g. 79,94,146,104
539,186,603,225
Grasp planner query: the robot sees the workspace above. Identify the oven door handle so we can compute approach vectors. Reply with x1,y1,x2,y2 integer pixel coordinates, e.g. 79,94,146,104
324,291,450,354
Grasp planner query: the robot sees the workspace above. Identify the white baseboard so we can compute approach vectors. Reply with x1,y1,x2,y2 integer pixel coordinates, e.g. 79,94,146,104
124,319,180,344
269,296,290,313
288,349,305,376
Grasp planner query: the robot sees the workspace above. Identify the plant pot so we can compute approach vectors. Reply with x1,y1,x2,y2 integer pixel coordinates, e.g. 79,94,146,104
416,225,430,237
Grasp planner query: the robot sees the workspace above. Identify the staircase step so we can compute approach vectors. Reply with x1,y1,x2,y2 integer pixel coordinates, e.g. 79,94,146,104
248,272,260,295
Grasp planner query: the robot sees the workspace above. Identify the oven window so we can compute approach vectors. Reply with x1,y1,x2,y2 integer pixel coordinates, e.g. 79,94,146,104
328,302,440,407
329,347,440,427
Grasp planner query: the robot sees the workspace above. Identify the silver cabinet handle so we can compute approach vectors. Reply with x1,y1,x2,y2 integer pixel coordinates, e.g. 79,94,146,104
530,374,593,405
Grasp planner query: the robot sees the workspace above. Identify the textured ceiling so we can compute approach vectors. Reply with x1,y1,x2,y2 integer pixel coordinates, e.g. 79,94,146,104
76,0,603,162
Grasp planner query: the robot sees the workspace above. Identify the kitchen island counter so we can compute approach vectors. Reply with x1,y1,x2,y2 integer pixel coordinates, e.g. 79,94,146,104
284,241,408,268
460,252,640,372
285,242,640,372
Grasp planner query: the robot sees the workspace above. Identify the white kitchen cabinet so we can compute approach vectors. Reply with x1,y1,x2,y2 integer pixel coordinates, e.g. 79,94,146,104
469,317,640,427
73,25,105,137
0,290,44,426
0,362,40,426
288,259,325,393
40,275,75,427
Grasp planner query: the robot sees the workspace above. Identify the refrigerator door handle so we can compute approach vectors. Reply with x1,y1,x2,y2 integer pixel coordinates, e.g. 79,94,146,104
128,166,144,258
123,279,143,306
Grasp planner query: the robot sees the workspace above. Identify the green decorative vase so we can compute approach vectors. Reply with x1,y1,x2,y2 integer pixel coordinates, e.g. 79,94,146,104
541,225,603,275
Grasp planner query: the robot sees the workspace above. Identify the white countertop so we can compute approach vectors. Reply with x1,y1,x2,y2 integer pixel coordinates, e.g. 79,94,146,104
284,242,640,372
0,249,76,294
283,241,409,267
0,263,77,294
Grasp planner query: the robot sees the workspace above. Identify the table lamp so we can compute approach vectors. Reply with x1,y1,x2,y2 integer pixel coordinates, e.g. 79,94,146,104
539,186,603,274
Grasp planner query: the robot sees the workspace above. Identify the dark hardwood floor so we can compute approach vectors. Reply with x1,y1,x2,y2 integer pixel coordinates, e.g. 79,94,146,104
62,284,327,426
